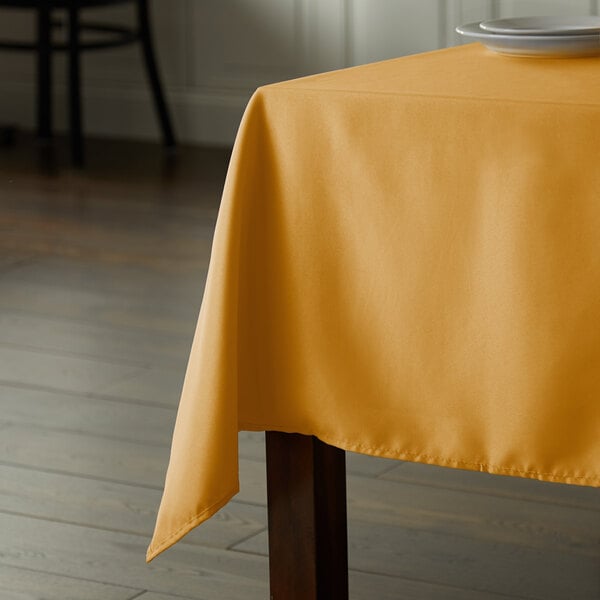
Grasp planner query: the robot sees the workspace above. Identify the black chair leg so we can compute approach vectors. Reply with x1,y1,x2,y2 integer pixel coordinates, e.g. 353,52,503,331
136,0,176,148
67,2,84,167
36,4,52,141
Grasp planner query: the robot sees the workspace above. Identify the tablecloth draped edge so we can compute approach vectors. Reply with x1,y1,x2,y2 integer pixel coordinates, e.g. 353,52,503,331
146,419,599,562
146,484,239,563
239,422,600,488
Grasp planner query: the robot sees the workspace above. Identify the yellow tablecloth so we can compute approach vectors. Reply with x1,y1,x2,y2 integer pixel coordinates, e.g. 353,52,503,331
148,43,600,561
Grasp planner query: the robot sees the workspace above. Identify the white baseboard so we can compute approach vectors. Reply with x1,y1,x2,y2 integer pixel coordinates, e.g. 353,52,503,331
0,81,251,147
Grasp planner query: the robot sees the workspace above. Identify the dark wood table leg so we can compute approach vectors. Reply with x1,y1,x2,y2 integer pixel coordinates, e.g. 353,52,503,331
265,431,349,600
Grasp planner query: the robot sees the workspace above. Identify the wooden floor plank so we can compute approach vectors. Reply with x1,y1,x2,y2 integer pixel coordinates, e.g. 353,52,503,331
97,367,187,407
345,474,600,556
0,564,141,600
0,424,168,488
348,570,521,600
0,422,265,497
344,521,599,600
383,462,600,510
234,458,600,557
0,346,145,395
0,311,192,368
0,279,199,335
0,209,217,270
0,384,176,446
0,256,207,299
0,345,186,409
0,513,269,600
132,573,527,600
232,524,599,600
0,464,266,551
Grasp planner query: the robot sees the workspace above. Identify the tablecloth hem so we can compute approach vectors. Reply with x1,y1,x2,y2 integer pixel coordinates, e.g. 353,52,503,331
239,422,599,488
146,485,239,563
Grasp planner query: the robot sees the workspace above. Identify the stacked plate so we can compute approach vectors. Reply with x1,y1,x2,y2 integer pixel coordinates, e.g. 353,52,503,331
456,16,600,57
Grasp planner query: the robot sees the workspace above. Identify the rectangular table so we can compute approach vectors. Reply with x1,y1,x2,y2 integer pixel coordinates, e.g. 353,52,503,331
147,43,600,597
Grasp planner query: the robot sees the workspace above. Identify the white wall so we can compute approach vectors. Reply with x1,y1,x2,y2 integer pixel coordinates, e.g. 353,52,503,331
0,0,596,146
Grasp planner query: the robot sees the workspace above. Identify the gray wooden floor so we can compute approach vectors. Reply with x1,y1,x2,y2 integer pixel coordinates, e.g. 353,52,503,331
0,137,598,600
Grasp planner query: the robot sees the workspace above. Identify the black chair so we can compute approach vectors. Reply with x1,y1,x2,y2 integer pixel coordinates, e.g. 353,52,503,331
0,0,176,166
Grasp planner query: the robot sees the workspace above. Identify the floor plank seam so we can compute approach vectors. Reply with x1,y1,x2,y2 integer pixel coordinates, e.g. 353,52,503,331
373,461,407,478
1,420,173,448
0,306,195,342
0,507,160,538
0,378,179,411
377,473,600,512
0,418,174,451
124,590,149,600
0,506,267,551
0,459,164,491
84,389,180,411
0,269,205,299
0,339,154,369
0,560,143,592
226,527,268,551
0,460,263,512
0,304,196,336
349,517,600,555
93,366,162,395
345,567,535,600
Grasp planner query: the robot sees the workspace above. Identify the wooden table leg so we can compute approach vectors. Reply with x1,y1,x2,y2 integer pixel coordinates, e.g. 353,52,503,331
265,431,349,600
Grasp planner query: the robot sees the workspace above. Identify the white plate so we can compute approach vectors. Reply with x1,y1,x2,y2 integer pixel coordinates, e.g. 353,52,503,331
455,22,600,57
480,15,600,36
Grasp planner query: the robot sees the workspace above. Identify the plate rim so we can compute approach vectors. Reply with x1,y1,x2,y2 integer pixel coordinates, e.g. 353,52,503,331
479,15,600,36
456,21,600,42
455,21,600,57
